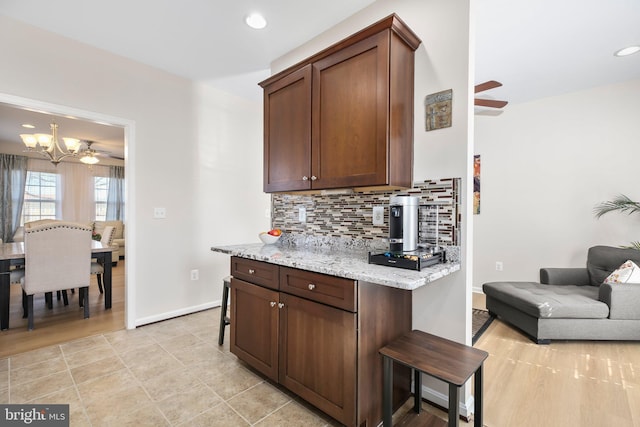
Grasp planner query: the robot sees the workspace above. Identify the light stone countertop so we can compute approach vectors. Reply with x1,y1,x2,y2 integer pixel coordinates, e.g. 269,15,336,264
210,243,460,291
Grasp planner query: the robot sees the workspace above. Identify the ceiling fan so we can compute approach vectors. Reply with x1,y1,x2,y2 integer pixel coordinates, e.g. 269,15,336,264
474,80,508,108
78,140,124,164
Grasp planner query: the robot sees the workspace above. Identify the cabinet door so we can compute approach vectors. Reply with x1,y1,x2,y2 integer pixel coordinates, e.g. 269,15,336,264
230,278,279,381
263,65,312,192
311,31,389,189
279,293,357,426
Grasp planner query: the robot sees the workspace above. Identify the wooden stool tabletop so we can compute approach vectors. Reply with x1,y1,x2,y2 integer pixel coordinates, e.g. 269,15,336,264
379,330,488,386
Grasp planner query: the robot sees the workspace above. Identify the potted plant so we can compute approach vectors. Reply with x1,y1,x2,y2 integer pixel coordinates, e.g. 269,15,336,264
594,194,640,249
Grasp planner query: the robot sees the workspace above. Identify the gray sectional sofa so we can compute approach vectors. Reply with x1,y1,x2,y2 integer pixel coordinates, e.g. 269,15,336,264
483,246,640,343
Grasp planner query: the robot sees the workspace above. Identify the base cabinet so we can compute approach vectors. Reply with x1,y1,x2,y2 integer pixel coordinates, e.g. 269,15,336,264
230,257,412,427
230,278,279,381
279,293,357,425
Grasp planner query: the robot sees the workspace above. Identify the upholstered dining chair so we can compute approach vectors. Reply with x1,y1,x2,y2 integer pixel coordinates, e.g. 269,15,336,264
90,225,115,294
20,221,92,330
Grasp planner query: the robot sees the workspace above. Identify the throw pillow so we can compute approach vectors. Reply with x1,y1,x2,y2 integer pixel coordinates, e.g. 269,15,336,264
603,260,640,284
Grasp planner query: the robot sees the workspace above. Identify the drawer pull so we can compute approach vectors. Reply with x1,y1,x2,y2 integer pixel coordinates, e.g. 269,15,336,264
270,301,276,307
278,303,285,309
302,176,309,181
308,283,316,290
248,269,255,274
310,175,317,181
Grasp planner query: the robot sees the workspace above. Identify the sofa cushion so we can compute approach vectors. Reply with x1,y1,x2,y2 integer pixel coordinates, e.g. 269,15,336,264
94,220,124,240
603,260,640,284
483,282,609,319
587,246,640,286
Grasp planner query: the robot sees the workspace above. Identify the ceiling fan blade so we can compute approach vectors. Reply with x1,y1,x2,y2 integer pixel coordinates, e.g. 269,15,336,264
474,80,503,93
474,98,508,108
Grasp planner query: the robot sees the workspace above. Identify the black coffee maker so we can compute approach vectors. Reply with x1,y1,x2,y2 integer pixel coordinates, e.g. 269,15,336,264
388,195,419,252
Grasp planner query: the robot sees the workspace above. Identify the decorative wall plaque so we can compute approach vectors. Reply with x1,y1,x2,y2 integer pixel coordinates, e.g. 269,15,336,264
425,89,452,131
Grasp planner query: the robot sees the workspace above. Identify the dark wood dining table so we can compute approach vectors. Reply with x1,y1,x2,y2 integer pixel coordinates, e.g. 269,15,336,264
0,241,113,330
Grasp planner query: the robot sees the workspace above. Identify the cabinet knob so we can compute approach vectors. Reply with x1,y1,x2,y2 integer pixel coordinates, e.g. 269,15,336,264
278,303,285,309
270,301,276,307
302,176,309,181
308,283,316,290
248,269,255,274
310,176,317,181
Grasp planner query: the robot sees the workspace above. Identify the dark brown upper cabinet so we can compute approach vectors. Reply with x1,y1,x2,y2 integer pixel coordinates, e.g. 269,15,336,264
260,14,421,193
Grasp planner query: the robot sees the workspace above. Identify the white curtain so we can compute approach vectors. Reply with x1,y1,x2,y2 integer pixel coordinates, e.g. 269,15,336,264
28,158,110,223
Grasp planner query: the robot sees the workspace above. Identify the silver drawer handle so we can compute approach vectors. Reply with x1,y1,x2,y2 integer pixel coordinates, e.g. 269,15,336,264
278,303,284,309
302,176,309,181
270,301,276,307
248,269,255,274
308,283,315,290
310,176,317,181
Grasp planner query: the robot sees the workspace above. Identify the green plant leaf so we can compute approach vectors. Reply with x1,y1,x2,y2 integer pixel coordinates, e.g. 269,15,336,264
593,194,640,219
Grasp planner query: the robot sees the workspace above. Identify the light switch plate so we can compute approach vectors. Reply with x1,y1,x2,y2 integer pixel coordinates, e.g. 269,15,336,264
373,206,384,225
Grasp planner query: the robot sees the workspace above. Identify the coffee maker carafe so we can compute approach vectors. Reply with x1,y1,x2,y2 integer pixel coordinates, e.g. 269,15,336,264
388,195,419,252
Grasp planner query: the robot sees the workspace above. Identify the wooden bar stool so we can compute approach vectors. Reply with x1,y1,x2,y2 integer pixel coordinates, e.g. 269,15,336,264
379,330,488,427
218,276,232,345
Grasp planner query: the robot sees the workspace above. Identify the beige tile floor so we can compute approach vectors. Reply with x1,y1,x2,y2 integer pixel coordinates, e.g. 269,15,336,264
0,308,349,426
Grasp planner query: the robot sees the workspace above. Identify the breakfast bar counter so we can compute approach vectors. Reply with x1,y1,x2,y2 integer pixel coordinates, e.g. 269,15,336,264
210,242,460,290
210,238,460,427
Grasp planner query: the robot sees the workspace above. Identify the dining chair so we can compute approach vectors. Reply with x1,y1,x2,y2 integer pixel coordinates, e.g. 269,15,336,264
90,225,116,294
20,221,92,330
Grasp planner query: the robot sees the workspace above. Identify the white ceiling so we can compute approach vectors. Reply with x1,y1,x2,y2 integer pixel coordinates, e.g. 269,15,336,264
0,0,639,153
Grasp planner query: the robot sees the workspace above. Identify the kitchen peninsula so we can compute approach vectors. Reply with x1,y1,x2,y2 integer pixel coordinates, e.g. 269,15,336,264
210,240,460,426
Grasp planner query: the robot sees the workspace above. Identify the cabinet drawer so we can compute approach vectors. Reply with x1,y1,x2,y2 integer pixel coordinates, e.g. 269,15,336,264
231,257,279,290
280,267,356,312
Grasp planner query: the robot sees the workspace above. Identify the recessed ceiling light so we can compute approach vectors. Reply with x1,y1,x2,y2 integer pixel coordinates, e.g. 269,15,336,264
614,45,640,57
21,124,35,129
245,13,267,30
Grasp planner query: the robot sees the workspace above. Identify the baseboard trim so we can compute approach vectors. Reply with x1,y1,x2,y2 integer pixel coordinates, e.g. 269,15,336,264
420,384,475,421
134,300,221,327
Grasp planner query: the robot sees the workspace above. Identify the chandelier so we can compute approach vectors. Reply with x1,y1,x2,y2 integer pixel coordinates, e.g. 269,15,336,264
20,122,99,165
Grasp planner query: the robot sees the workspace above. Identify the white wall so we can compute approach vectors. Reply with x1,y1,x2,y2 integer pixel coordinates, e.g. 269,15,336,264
0,15,269,325
474,78,640,291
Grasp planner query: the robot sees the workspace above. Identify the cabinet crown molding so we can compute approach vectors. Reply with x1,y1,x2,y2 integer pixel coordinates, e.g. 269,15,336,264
259,13,421,88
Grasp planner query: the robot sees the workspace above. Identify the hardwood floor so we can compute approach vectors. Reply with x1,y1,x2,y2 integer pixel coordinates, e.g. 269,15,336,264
465,292,640,427
0,260,125,358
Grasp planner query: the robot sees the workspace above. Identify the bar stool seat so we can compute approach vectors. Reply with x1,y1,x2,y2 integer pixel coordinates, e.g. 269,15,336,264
379,330,488,427
218,276,232,345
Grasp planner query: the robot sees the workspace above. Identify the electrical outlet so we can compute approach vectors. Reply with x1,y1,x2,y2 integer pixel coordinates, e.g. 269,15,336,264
373,206,384,225
190,269,199,281
153,207,166,219
495,262,503,271
299,206,306,223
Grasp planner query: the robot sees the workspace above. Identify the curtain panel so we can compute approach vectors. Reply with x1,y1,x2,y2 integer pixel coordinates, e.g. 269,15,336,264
0,154,28,242
106,165,125,221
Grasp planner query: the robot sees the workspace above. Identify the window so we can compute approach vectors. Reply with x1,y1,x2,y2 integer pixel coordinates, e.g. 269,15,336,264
94,176,109,221
22,171,59,225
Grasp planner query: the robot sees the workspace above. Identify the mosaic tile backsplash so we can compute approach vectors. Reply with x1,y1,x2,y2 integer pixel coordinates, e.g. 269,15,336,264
271,178,460,247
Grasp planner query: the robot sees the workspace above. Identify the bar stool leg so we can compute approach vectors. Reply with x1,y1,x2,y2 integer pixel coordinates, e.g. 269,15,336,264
383,356,393,427
414,369,422,413
474,364,483,427
448,383,459,427
218,277,231,346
